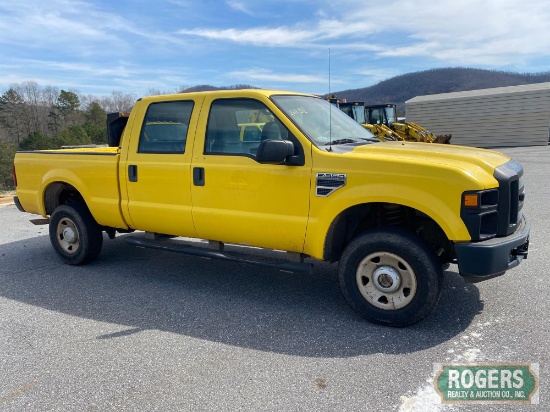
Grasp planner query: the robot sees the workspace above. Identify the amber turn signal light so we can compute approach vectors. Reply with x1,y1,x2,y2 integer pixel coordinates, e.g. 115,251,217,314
463,194,479,207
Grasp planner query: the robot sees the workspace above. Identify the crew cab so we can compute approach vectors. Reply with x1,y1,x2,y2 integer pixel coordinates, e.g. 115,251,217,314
13,89,530,326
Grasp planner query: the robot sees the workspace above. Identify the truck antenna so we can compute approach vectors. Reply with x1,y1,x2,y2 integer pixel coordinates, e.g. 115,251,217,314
328,48,333,152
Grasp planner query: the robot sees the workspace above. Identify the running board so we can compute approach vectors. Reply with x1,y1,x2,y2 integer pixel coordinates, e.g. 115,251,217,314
124,235,314,274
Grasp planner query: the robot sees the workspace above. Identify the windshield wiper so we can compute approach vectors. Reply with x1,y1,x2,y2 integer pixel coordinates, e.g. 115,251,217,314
325,138,357,145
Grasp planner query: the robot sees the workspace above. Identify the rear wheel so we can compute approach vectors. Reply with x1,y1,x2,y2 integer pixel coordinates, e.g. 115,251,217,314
49,202,103,265
338,227,442,327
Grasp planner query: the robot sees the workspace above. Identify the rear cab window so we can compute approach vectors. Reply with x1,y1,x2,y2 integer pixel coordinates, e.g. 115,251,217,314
138,101,194,154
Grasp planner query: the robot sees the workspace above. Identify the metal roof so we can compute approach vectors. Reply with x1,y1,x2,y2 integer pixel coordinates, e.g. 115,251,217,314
406,81,550,103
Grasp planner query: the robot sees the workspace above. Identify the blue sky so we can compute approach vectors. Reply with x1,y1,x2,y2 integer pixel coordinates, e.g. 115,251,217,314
1,0,549,98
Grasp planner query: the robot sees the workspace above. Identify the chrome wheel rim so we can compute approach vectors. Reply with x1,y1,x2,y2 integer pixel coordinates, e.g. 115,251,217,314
356,252,417,310
56,217,80,255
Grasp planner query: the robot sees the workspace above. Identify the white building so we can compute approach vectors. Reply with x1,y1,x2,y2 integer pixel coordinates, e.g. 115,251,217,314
406,82,550,147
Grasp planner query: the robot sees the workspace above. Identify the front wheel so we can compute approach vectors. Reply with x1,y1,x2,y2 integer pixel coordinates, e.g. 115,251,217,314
338,227,442,327
49,202,103,265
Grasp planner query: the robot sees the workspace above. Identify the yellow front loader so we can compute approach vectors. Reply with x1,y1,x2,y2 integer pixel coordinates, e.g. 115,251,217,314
337,101,451,144
365,104,452,144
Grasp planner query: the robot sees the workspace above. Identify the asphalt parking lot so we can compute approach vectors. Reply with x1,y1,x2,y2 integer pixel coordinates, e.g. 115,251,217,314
0,146,548,411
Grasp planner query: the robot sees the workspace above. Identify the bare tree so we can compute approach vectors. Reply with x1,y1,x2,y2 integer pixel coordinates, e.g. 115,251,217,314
42,85,60,107
110,91,137,112
78,93,100,111
146,88,163,96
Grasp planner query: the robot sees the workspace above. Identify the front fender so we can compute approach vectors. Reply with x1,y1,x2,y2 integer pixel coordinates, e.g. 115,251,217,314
303,182,471,260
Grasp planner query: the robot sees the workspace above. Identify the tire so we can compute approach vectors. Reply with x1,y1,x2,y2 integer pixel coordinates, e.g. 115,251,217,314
338,227,442,327
49,202,103,265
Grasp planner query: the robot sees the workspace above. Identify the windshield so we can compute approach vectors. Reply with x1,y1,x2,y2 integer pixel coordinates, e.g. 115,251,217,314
272,95,378,148
340,104,367,124
352,105,366,124
385,106,396,124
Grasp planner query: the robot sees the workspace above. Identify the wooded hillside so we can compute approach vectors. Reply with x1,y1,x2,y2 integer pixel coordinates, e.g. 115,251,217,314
0,82,139,190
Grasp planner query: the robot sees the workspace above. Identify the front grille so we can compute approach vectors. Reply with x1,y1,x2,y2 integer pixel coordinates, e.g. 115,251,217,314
510,180,519,225
494,160,524,236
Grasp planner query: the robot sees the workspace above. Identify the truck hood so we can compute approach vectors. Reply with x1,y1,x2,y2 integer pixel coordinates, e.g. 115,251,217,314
349,141,511,176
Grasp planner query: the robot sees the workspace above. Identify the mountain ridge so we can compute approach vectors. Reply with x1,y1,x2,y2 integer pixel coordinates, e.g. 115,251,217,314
331,67,550,114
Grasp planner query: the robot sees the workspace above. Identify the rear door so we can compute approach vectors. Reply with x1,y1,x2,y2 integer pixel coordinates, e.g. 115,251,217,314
190,96,312,253
122,96,204,236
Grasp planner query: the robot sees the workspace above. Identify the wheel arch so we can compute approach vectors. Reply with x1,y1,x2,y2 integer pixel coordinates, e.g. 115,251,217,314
43,181,87,215
323,202,454,264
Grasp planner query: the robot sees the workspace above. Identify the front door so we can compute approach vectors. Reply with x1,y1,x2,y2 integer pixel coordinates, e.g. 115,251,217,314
190,97,312,252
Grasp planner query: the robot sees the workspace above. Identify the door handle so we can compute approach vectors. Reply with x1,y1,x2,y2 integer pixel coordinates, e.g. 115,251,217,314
128,165,138,182
193,167,205,186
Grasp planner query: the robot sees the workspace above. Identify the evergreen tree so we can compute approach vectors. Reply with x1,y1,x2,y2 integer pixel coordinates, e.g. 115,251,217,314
0,89,26,144
83,102,108,144
54,125,91,147
19,131,57,150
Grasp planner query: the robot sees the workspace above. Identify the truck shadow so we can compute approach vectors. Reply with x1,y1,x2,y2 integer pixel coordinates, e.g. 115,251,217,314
0,235,483,358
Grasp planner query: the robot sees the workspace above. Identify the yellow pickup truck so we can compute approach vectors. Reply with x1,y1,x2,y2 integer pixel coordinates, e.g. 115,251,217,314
13,89,530,326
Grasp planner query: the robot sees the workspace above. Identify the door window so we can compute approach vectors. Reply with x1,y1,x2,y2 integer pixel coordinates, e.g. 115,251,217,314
204,99,293,158
138,101,194,154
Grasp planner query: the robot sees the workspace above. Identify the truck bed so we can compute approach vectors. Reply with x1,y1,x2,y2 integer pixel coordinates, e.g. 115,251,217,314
14,147,126,229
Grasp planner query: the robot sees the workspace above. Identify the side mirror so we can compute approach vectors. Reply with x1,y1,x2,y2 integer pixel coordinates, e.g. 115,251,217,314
256,140,295,164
